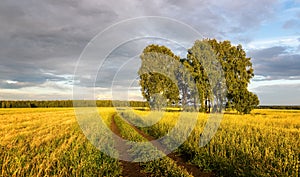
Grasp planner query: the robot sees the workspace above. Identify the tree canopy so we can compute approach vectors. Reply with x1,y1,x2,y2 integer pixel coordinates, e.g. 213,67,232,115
138,39,259,114
138,44,180,110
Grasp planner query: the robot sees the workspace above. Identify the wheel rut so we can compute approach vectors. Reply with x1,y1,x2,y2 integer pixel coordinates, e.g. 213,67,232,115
110,114,150,177
110,113,215,177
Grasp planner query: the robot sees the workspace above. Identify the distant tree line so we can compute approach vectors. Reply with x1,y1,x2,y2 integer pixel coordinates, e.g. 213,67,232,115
1,100,298,110
138,39,260,114
0,100,149,108
257,105,300,110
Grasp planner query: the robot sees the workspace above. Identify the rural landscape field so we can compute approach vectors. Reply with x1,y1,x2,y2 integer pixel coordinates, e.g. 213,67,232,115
2,0,300,177
1,107,299,176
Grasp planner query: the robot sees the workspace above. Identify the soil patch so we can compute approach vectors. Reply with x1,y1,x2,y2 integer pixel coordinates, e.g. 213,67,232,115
110,115,150,177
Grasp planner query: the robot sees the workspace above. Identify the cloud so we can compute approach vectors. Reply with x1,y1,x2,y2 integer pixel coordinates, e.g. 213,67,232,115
249,78,300,89
0,0,296,102
283,19,300,29
0,0,118,85
251,52,300,79
246,36,300,49
250,82,300,105
249,46,288,59
0,80,34,89
0,79,73,100
247,36,300,80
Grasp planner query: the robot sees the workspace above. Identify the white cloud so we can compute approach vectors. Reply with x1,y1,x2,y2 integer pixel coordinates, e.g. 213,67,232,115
0,79,73,100
246,35,300,50
6,80,18,84
249,78,300,91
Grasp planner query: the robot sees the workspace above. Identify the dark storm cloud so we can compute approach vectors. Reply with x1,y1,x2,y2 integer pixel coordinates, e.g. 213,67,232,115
249,46,300,79
0,0,118,86
259,54,300,77
0,0,279,95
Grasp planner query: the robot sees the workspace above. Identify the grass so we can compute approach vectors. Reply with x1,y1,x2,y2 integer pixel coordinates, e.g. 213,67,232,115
125,109,300,177
0,108,299,176
0,108,121,177
114,114,193,176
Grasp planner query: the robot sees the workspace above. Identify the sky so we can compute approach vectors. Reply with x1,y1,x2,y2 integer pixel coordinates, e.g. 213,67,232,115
0,0,300,105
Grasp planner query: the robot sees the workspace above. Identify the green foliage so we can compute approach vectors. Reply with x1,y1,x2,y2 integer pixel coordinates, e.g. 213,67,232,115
206,39,259,113
234,90,260,114
138,45,180,111
138,39,259,114
257,105,300,110
0,100,149,108
186,40,226,112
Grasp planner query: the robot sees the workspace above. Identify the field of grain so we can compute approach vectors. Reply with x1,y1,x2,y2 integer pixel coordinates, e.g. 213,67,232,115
126,109,300,176
0,108,121,176
0,108,299,176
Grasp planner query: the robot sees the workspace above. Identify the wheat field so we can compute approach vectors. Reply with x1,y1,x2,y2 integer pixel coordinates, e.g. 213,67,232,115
0,108,299,176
